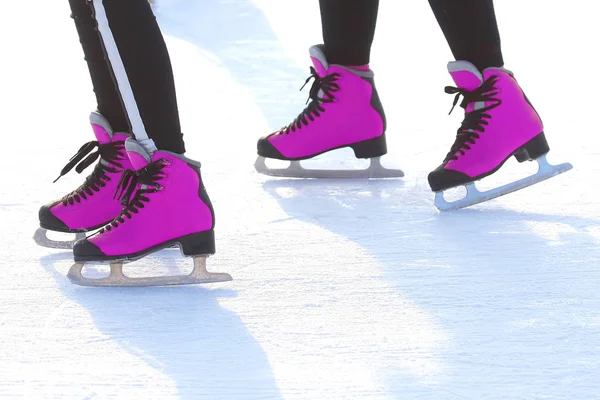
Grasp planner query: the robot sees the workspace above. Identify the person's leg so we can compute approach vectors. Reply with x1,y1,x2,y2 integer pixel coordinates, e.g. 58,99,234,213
68,0,129,131
427,0,571,210
320,0,379,67
255,0,402,179
35,0,134,249
70,0,229,287
428,0,503,71
89,0,184,154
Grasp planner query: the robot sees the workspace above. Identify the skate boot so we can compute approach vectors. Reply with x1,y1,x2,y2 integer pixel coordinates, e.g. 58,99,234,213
255,44,403,179
429,61,572,211
34,112,133,249
68,139,232,287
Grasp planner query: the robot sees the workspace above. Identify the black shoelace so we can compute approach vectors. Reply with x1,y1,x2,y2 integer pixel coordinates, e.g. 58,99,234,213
54,140,126,206
99,159,168,233
443,75,502,162
278,66,340,134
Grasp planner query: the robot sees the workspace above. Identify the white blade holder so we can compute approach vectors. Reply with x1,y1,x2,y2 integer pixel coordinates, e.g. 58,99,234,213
67,256,232,287
33,228,86,250
255,156,404,179
434,155,573,211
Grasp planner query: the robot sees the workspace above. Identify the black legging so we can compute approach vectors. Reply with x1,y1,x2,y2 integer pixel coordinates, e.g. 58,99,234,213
69,0,502,154
321,0,504,71
68,0,185,154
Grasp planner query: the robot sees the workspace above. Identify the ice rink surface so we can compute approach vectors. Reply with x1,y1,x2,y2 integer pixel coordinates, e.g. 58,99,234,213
0,0,598,398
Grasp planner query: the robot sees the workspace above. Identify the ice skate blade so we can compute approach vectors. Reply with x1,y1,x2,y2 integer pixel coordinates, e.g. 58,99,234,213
67,256,232,287
33,228,86,250
434,155,573,211
255,156,404,179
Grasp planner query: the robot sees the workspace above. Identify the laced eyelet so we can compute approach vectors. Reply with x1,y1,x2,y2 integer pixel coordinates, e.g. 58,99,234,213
443,75,503,162
279,67,340,135
57,140,126,206
100,159,167,232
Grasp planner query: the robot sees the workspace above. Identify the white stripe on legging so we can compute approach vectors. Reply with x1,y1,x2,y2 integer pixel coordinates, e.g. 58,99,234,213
91,0,149,141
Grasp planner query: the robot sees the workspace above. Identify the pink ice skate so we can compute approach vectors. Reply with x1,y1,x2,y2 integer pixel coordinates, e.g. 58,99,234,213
34,112,132,249
255,44,403,179
429,61,572,211
68,139,232,287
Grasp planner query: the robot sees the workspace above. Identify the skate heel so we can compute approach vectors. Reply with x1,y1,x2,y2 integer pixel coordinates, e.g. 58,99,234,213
350,134,387,159
178,230,216,256
514,132,550,163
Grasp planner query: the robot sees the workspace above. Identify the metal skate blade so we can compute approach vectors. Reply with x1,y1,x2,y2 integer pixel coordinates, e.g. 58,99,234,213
33,228,86,250
67,257,232,287
434,155,573,211
255,156,404,179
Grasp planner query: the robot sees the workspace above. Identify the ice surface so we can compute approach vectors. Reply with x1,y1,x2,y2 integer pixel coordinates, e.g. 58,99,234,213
1,0,599,398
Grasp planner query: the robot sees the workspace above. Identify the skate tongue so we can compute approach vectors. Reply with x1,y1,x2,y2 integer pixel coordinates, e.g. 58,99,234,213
447,61,484,91
308,45,329,77
89,112,117,144
125,138,152,170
